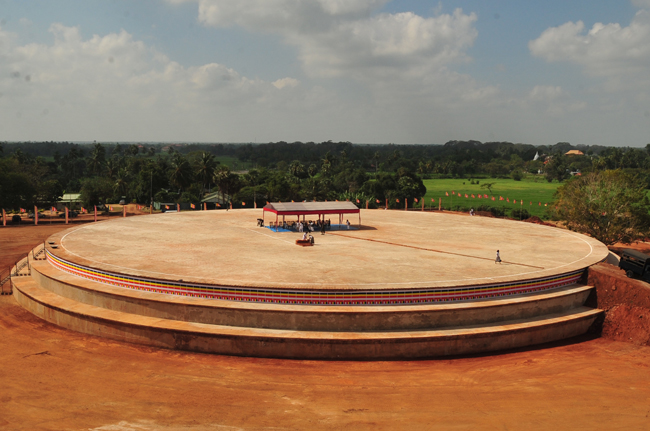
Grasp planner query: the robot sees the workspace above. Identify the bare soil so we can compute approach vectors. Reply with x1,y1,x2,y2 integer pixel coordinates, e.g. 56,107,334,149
586,262,650,347
1,222,650,430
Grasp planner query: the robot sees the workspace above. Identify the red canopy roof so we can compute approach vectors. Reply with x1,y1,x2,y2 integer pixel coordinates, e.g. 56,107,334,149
263,201,360,216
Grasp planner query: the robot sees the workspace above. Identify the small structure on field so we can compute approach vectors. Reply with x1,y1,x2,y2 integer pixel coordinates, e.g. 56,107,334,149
262,201,360,228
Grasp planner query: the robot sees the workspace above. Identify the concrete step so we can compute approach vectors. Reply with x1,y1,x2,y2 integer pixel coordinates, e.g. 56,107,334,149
12,276,602,360
31,259,596,331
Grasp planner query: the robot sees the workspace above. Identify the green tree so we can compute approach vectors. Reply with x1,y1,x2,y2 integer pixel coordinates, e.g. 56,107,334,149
80,177,114,208
480,182,496,195
545,153,568,182
87,143,106,175
243,169,262,205
554,170,650,245
0,158,36,209
195,152,218,195
372,151,380,175
169,153,193,192
213,166,242,201
105,158,118,180
113,168,129,198
511,169,523,181
127,144,140,157
37,179,64,206
289,160,306,179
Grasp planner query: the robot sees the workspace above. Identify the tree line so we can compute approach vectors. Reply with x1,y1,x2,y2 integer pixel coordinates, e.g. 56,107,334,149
1,140,649,218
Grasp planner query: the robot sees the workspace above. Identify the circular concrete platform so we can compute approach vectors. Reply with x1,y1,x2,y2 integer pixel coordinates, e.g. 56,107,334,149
44,210,609,306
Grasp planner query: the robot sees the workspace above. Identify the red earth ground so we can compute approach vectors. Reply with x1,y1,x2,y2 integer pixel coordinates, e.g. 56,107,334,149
1,217,650,430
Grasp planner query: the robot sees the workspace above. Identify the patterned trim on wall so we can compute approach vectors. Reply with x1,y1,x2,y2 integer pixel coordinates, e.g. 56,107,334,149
46,250,584,306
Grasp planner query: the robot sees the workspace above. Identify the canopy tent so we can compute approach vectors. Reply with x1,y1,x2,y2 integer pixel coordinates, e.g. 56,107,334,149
262,201,361,227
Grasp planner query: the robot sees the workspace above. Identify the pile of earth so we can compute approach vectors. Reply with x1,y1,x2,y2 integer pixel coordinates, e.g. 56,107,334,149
523,216,555,226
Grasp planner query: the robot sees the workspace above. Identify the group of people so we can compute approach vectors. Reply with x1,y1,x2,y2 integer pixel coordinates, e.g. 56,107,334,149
285,219,331,234
269,218,352,234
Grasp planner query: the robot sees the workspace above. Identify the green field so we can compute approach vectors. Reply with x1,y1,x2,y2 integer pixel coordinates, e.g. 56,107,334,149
422,176,560,218
214,156,252,170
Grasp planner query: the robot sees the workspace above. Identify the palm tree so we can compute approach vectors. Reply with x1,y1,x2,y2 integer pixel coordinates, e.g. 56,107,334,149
114,168,128,197
289,160,305,178
213,166,241,204
88,143,106,175
373,151,380,175
321,151,335,167
105,158,118,180
245,169,260,206
127,144,140,157
196,152,218,195
169,153,193,193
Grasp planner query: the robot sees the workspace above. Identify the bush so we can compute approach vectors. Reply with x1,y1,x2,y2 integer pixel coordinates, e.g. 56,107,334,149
511,208,531,219
511,170,523,181
476,204,505,217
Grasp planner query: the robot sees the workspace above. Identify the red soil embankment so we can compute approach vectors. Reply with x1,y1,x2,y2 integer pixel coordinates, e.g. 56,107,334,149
587,262,650,346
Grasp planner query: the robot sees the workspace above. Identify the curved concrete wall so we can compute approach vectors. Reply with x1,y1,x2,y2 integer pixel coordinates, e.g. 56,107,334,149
13,279,600,360
46,250,584,306
32,260,592,331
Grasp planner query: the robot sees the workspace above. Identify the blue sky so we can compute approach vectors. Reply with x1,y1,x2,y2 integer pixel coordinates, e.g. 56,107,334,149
1,0,649,146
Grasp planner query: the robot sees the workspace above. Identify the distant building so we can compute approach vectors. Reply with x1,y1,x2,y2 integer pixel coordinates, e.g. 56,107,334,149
201,191,230,206
533,151,540,161
57,193,82,210
565,150,584,156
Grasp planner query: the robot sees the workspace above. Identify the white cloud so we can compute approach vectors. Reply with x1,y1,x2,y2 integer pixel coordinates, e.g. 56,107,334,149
632,0,650,9
272,77,299,89
529,10,650,80
192,0,477,83
529,85,563,101
0,24,311,141
3,2,646,146
525,85,586,116
195,0,389,31
173,0,505,142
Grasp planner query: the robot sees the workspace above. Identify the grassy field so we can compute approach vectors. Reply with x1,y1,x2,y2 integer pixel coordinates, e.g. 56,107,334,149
215,156,253,170
422,176,561,218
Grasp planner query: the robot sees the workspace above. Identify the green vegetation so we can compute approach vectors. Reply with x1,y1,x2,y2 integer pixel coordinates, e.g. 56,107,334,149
214,156,252,171
1,140,649,237
422,176,560,218
554,171,650,245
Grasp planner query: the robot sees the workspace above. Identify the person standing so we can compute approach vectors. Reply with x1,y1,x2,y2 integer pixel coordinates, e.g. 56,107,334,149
346,219,350,230
495,250,502,264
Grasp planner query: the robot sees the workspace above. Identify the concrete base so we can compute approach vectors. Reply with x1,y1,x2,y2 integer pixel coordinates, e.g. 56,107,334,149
10,248,603,359
13,276,600,359
31,259,594,332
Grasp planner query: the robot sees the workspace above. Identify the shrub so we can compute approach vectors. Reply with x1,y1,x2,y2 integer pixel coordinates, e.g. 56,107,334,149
511,208,531,219
477,204,505,217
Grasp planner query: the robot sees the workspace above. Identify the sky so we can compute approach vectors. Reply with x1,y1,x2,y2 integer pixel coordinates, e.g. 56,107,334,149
1,0,649,146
